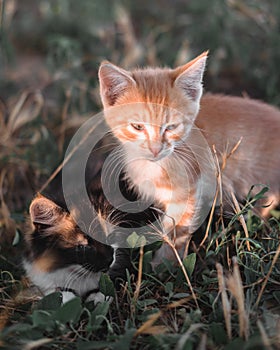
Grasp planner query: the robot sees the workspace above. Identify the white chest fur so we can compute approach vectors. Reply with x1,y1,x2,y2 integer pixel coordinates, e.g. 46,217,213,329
125,159,164,198
23,260,104,303
125,156,191,203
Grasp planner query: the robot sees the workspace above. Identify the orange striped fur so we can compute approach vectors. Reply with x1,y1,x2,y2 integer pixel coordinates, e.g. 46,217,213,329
99,53,280,260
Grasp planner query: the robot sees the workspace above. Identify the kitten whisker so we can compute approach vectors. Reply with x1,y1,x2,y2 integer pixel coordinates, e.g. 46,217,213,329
63,267,82,291
173,152,200,179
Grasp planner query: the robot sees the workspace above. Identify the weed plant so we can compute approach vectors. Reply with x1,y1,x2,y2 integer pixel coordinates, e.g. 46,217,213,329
0,1,279,349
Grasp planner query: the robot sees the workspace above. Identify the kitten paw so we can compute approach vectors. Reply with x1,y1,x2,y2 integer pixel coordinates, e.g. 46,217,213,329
85,292,112,304
61,291,77,303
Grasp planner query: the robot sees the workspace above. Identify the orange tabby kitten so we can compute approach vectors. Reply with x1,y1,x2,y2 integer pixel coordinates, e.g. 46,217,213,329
98,52,280,260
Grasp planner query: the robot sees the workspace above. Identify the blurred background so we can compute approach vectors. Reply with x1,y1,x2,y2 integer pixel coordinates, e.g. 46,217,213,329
0,0,279,240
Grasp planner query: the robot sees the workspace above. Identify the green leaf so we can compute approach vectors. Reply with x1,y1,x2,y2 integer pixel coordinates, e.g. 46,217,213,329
209,322,228,345
89,301,110,331
54,297,82,324
160,258,176,275
270,209,280,219
224,338,245,350
112,329,136,350
247,185,269,203
99,273,115,298
126,232,147,248
32,310,55,330
2,323,45,342
172,293,190,299
142,250,153,273
36,292,62,311
3,322,34,334
183,253,196,277
254,185,269,200
137,299,158,308
164,281,173,295
175,253,196,287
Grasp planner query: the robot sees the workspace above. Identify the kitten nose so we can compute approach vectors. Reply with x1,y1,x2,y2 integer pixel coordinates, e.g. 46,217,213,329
149,143,162,157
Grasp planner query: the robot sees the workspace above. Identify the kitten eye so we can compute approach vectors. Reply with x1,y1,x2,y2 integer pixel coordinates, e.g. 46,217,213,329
131,123,145,131
165,124,178,131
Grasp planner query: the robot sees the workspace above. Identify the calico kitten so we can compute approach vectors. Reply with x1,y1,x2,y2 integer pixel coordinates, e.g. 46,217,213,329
98,52,280,261
23,169,160,302
23,194,115,303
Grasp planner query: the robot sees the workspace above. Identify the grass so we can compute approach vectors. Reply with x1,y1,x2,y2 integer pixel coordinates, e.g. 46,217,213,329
0,1,280,349
0,205,279,349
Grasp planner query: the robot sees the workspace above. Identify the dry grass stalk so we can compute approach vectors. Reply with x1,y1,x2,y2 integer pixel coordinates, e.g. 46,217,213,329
0,170,16,238
200,139,242,249
227,0,273,31
213,145,225,225
166,296,193,309
226,256,249,340
163,235,199,309
133,245,144,302
0,304,12,331
197,333,207,350
230,190,251,251
0,197,16,238
135,311,167,335
257,319,273,350
39,116,103,193
5,91,43,137
199,145,222,248
216,262,232,339
220,138,243,172
23,338,53,350
0,283,41,331
0,91,43,166
0,0,17,29
115,4,143,68
58,88,72,156
150,212,199,308
0,91,43,217
255,243,280,308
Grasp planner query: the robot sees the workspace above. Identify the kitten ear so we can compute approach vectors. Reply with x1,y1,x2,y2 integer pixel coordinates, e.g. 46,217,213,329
29,194,64,227
174,51,208,102
98,62,136,107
